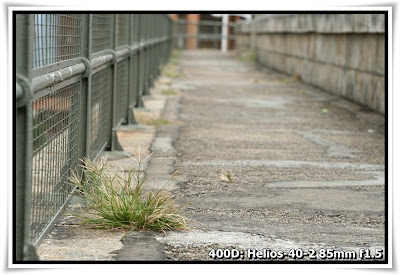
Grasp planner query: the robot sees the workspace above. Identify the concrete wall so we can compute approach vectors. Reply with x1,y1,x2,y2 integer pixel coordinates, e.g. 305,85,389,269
236,14,385,114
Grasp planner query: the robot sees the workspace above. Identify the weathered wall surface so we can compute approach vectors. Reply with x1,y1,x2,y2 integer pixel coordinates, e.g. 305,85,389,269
236,14,385,114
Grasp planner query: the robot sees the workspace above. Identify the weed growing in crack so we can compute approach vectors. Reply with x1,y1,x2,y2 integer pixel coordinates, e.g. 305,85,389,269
163,50,183,78
219,171,234,183
162,89,178,96
69,148,188,232
142,118,174,126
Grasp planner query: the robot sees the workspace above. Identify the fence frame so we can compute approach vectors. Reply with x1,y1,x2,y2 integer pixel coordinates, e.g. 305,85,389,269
14,13,173,262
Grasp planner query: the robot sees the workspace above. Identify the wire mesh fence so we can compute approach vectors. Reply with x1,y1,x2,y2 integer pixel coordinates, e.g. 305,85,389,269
117,14,130,47
89,67,113,160
30,82,80,242
15,13,173,261
116,59,130,125
92,14,113,54
33,14,83,69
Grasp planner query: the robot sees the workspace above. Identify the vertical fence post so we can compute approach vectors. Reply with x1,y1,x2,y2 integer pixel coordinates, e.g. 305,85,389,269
79,14,91,160
133,14,142,109
156,15,161,77
168,16,172,60
128,14,137,125
154,15,159,82
141,14,146,97
15,13,39,261
153,14,157,80
151,14,155,88
221,14,228,53
161,15,166,66
161,16,165,65
111,14,117,150
166,15,170,61
168,15,171,61
111,14,122,151
136,14,144,108
148,14,152,89
151,14,155,87
143,15,150,96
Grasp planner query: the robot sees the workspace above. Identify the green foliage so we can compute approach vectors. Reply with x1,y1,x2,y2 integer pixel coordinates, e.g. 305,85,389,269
142,118,174,126
163,64,181,78
163,50,183,78
69,149,188,232
170,49,182,62
219,171,234,183
162,89,178,96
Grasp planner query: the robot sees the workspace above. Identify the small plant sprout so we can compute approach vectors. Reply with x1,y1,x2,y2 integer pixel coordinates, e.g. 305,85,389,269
69,147,188,232
162,89,178,96
219,171,234,183
143,118,174,127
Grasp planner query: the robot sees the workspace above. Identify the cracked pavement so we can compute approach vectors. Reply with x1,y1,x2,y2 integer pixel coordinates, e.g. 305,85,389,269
37,50,386,263
146,50,386,262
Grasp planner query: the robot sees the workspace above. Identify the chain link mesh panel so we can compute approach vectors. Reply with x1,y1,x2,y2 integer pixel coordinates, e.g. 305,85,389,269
130,53,139,107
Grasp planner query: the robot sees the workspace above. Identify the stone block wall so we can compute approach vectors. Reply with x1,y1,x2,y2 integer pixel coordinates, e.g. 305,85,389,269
236,14,386,114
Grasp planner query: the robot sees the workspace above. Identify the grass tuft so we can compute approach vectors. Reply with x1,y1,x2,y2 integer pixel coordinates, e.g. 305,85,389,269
69,149,188,232
162,89,178,96
163,50,183,78
163,64,181,78
142,118,174,126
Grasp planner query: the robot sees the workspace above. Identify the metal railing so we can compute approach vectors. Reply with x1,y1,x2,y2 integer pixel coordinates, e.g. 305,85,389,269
15,13,173,261
173,19,237,50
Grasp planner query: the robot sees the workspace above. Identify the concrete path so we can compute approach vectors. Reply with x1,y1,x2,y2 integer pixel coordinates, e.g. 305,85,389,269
116,50,386,262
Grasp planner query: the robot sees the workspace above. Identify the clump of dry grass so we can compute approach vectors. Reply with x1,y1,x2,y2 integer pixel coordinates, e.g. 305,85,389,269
69,148,188,232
